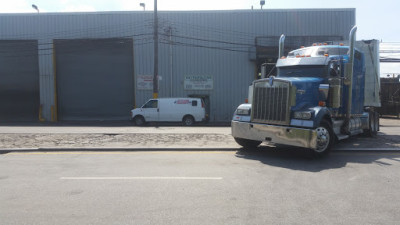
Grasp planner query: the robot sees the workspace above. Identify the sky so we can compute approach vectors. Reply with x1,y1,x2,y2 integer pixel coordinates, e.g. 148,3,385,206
1,0,399,42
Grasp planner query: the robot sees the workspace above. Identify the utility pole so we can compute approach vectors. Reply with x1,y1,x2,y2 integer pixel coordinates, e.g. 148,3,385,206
153,0,159,99
167,26,173,97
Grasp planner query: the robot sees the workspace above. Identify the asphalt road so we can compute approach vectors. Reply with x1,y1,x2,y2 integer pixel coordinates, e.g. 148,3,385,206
1,150,400,225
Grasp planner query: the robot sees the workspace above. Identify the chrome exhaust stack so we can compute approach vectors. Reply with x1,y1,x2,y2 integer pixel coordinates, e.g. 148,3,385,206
343,25,357,132
278,34,285,59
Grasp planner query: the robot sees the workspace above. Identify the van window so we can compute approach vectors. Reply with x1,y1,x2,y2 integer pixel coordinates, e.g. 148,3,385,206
192,100,198,106
143,100,158,108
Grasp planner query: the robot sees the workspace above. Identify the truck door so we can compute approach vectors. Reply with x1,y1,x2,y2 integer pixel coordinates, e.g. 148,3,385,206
141,99,159,122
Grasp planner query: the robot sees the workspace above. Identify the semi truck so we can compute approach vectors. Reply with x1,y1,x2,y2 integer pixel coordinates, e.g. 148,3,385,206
231,26,381,156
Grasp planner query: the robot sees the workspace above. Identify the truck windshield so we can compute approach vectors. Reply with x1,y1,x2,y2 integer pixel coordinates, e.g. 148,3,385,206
278,65,328,78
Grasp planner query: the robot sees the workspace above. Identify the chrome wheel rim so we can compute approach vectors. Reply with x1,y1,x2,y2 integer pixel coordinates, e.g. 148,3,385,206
316,126,330,152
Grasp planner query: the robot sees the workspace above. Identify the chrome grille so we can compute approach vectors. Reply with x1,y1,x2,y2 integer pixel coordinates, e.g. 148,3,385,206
252,80,290,125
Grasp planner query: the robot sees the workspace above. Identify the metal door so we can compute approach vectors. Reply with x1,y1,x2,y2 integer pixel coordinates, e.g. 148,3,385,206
0,40,39,122
54,38,134,121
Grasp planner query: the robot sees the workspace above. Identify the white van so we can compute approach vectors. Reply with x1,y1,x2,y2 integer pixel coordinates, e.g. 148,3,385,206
130,98,206,126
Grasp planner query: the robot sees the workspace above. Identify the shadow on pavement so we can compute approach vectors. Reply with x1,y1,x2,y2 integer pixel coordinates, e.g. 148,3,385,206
333,131,400,149
235,146,400,172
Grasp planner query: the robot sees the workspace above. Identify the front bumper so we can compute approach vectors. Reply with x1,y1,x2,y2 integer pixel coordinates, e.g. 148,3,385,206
231,121,318,149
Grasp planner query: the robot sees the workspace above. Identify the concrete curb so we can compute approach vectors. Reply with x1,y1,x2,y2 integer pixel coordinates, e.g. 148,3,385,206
0,147,239,153
1,147,400,153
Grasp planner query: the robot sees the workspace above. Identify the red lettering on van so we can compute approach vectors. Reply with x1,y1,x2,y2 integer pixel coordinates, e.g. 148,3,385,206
175,99,190,104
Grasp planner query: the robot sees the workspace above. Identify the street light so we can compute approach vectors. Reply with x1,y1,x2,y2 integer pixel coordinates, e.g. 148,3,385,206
32,4,39,13
260,0,265,9
140,3,145,11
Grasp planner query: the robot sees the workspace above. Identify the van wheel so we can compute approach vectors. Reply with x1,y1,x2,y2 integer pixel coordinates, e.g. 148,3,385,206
182,116,195,126
134,116,145,126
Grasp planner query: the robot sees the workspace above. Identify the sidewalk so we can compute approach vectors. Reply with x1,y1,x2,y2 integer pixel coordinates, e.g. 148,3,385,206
0,132,239,151
1,118,400,152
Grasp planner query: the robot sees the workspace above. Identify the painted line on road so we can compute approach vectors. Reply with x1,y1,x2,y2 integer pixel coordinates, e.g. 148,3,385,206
60,177,223,180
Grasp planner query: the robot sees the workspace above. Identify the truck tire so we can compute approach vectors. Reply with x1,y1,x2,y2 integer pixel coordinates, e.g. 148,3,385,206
182,116,195,126
234,138,261,149
134,116,146,126
313,120,334,156
364,111,378,137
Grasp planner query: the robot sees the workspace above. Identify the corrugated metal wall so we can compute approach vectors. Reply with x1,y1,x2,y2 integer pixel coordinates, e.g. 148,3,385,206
0,9,355,122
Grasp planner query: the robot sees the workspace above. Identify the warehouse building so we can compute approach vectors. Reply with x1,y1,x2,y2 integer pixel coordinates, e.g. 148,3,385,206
0,9,355,122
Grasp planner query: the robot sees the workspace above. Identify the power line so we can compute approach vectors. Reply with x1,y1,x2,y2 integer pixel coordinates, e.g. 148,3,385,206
160,33,254,47
158,17,261,40
0,19,153,40
160,39,249,53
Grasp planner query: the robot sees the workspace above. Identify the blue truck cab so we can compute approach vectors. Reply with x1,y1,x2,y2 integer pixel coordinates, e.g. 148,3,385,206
231,26,381,155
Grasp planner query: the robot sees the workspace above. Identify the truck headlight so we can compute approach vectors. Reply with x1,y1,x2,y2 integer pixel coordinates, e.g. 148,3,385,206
294,111,312,120
236,108,250,116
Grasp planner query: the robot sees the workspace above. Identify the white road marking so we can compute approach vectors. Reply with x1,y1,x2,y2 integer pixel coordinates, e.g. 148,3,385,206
60,177,223,180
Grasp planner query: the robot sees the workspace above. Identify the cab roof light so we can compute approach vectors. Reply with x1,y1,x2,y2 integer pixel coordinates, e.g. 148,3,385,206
280,56,286,59
323,43,328,45
324,53,329,57
300,46,305,48
339,43,344,46
312,43,317,46
318,101,326,107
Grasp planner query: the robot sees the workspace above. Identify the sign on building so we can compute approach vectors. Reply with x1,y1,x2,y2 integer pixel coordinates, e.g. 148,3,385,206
184,75,213,90
137,75,154,90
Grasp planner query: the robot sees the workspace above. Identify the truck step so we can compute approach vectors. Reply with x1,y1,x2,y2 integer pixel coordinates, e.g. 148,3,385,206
336,134,349,140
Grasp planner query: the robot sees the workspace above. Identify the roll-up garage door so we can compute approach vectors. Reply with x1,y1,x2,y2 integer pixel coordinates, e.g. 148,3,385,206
0,40,40,122
54,38,134,121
